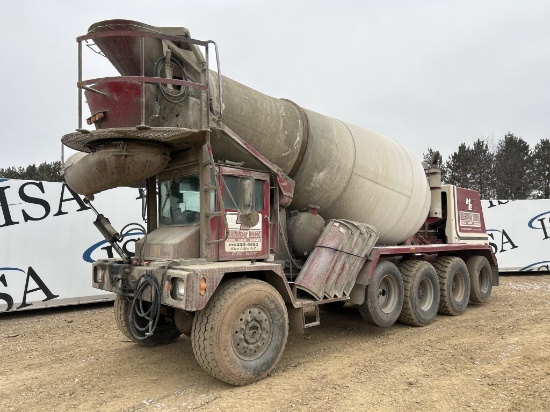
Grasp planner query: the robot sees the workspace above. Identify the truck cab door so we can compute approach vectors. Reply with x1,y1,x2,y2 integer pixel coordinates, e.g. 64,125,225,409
217,167,270,261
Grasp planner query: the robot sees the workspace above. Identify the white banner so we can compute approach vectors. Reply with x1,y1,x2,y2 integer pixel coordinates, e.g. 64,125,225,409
482,199,550,272
0,179,144,312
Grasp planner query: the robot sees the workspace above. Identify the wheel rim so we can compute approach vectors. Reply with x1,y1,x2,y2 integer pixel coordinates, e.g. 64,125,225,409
232,305,273,361
451,272,466,301
479,267,491,294
378,274,399,314
417,277,434,311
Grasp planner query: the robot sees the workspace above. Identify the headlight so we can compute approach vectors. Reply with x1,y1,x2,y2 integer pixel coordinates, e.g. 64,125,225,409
171,277,185,300
94,267,105,283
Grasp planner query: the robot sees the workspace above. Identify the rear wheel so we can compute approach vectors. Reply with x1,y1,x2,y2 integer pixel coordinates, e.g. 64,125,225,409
191,278,288,386
433,256,470,316
359,261,404,327
467,255,493,303
398,260,440,326
114,295,181,347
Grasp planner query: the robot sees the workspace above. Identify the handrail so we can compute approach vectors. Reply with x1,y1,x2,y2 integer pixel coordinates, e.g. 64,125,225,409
78,76,208,90
77,30,210,47
76,28,222,130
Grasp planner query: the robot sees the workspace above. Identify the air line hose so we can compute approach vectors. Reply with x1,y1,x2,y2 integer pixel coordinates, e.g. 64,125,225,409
128,261,177,340
128,272,162,340
154,56,189,103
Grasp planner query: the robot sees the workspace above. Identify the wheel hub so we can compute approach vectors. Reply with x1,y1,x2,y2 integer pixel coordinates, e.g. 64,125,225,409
232,306,273,360
480,269,490,293
418,278,434,311
379,275,398,314
451,274,465,300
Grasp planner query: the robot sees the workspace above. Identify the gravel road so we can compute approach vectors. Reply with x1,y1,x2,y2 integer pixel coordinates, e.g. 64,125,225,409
1,274,549,411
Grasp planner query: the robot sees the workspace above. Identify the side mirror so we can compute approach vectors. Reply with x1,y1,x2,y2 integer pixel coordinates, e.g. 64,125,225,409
238,177,259,227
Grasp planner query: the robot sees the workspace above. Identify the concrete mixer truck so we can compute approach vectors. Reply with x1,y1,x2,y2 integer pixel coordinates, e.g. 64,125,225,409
61,20,498,385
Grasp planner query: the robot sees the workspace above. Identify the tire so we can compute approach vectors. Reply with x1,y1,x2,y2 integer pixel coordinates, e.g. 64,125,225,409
114,295,181,347
359,261,404,327
433,256,470,316
398,260,440,326
467,255,493,304
191,279,288,386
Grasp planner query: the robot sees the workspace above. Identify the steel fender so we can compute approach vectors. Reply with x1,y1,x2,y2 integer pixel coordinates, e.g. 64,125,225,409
169,263,294,312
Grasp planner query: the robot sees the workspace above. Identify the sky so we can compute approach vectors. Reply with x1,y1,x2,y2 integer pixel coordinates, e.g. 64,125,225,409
1,0,549,168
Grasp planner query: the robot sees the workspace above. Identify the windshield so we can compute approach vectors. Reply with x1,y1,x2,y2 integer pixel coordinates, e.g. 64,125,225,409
159,174,200,225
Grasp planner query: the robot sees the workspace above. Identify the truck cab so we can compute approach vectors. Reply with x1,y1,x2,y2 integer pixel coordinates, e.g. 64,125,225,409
140,164,271,263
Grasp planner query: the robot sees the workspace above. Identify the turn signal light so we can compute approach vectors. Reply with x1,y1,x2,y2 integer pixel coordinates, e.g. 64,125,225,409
200,277,207,295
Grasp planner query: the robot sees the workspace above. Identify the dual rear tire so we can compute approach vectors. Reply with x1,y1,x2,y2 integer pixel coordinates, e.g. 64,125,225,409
360,255,492,327
433,256,470,316
359,261,404,327
358,260,440,327
398,260,440,326
467,255,493,303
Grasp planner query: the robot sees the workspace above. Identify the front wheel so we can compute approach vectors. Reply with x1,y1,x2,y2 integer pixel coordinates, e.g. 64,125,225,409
359,261,404,327
114,295,181,347
191,278,288,386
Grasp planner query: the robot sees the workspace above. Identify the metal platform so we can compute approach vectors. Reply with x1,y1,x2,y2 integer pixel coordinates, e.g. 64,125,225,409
62,127,208,152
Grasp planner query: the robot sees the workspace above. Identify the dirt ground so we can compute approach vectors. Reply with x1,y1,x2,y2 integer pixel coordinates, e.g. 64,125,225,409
1,274,549,412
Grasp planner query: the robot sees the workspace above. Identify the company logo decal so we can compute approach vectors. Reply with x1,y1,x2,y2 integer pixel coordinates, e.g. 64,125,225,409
0,266,58,312
527,211,550,240
82,232,143,263
225,213,262,252
519,261,550,272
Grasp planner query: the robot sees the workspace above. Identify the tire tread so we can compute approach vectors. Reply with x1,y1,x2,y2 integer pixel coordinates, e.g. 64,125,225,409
398,260,439,326
433,256,470,316
191,278,288,385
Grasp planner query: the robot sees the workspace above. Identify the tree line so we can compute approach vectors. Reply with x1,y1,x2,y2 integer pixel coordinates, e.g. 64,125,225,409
0,161,63,182
1,132,547,200
424,132,550,200
0,161,146,188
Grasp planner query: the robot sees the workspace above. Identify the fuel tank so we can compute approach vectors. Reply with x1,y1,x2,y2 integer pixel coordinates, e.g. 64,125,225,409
79,20,430,245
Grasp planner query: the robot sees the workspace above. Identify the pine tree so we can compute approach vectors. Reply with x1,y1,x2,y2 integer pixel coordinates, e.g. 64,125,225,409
444,143,472,189
0,161,63,182
493,133,531,199
531,138,550,198
469,138,495,199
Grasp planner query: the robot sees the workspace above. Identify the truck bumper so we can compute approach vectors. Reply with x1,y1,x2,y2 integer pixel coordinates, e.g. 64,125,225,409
91,259,223,311
91,259,286,311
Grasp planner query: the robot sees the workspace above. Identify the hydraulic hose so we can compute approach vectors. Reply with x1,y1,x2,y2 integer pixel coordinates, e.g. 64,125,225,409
128,272,162,340
128,261,177,341
154,56,189,103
